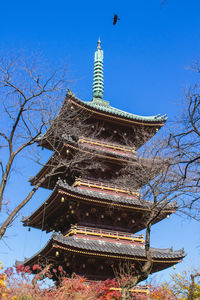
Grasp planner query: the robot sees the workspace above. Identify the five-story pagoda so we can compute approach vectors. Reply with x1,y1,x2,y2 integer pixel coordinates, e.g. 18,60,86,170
19,39,185,282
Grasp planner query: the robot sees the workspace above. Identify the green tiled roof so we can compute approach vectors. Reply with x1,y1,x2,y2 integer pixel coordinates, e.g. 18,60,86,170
67,37,167,124
82,98,167,123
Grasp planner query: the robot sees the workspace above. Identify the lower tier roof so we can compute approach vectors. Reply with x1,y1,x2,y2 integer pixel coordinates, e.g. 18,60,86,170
52,233,185,260
18,232,185,278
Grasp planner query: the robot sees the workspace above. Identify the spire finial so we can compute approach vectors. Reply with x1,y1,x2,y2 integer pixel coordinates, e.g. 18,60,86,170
92,38,104,100
97,37,101,50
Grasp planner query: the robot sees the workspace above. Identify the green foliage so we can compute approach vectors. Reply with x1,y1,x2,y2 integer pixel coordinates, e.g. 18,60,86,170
169,270,200,299
20,295,32,300
150,269,200,299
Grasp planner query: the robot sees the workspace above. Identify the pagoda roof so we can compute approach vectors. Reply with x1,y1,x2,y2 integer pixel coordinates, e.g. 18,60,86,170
68,93,167,126
56,180,176,210
22,179,177,231
30,136,166,189
37,93,167,152
30,137,138,188
53,233,185,260
63,134,136,162
18,232,185,274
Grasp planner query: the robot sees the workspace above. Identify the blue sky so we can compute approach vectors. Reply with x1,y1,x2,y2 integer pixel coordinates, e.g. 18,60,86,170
0,0,200,283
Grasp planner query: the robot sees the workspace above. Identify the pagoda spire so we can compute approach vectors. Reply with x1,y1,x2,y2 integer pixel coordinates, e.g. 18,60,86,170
92,38,104,100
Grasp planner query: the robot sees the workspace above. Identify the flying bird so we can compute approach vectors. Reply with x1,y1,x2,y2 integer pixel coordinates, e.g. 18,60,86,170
113,14,120,25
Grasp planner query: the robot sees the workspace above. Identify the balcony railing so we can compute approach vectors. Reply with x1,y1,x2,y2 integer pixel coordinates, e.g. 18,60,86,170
84,281,149,295
78,137,136,154
65,225,144,244
73,178,139,197
110,285,149,294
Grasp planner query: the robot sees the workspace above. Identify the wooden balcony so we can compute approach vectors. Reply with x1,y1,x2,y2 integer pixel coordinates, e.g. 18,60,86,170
65,225,144,244
110,285,149,296
85,281,149,296
78,136,136,157
73,178,140,198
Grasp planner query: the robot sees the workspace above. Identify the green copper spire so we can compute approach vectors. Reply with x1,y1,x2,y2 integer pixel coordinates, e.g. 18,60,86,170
92,37,104,100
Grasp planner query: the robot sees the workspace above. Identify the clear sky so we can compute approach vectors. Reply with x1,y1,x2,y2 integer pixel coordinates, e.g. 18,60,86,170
0,0,200,283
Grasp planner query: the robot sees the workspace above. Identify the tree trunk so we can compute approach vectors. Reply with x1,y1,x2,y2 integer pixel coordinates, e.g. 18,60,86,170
142,222,153,277
188,272,200,300
121,288,130,300
119,222,153,296
0,154,15,211
130,222,153,287
0,179,44,240
32,264,52,287
188,274,195,300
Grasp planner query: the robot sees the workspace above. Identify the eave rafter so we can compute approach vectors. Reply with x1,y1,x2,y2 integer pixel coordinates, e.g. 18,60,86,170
18,233,185,277
30,138,164,189
22,180,177,233
69,96,166,127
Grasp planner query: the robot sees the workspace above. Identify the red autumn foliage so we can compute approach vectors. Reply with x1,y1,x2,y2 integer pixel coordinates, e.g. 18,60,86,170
33,264,42,271
0,263,150,299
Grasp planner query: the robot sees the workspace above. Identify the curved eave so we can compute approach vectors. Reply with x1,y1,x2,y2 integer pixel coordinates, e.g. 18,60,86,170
68,95,167,127
36,94,167,151
19,233,185,273
53,234,186,262
29,143,65,186
66,141,136,163
29,144,137,187
30,139,167,188
29,147,136,188
22,182,151,228
22,180,177,229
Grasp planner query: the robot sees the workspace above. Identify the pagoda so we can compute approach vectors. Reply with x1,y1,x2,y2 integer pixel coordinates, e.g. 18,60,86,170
19,39,185,282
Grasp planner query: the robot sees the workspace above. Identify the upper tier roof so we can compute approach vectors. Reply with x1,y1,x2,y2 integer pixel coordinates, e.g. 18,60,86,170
84,99,167,123
67,91,167,125
37,92,167,152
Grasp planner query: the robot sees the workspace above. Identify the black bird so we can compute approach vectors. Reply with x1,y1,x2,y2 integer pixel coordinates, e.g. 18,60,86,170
113,14,120,25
